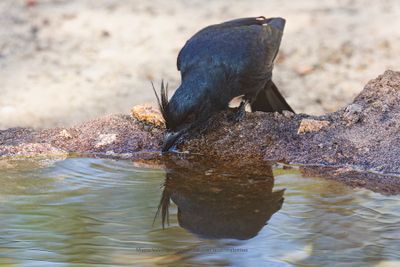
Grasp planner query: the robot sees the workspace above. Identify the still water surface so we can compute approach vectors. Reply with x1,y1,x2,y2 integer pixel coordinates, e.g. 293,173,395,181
0,157,399,266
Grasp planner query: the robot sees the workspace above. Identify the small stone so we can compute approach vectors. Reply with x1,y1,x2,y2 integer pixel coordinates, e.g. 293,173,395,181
372,166,385,172
295,65,315,76
298,119,330,134
59,129,73,139
131,104,164,127
95,133,117,148
382,104,390,113
101,30,110,38
345,103,363,114
353,179,367,186
282,110,295,119
105,150,133,159
343,103,363,125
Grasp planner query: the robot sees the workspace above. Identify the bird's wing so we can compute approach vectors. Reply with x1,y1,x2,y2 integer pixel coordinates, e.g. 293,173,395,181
177,16,269,71
177,45,184,71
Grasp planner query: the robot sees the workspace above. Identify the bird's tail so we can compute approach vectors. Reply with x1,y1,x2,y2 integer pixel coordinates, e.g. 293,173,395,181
250,80,294,113
264,17,285,31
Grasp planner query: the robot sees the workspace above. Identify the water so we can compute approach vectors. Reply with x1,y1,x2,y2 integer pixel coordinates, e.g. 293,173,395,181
0,157,399,266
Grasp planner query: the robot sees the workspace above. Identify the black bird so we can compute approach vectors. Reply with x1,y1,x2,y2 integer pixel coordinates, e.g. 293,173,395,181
154,156,284,240
153,16,293,151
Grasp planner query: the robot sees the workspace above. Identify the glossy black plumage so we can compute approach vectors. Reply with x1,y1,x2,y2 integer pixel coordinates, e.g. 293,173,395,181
154,16,293,151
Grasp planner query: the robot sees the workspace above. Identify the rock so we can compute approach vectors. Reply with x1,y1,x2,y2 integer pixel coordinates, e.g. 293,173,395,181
0,143,66,158
131,104,164,127
95,134,117,148
1,70,400,194
59,129,73,139
343,103,363,125
345,103,363,114
282,110,295,119
294,65,315,76
297,119,330,134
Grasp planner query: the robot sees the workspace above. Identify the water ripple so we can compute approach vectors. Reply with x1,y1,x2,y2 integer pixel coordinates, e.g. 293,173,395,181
0,157,399,266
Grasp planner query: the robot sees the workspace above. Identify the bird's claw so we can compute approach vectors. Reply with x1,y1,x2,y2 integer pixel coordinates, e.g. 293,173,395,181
232,108,246,122
229,100,247,122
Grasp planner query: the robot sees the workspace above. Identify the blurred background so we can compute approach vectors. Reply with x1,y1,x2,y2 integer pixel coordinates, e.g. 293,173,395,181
0,0,399,129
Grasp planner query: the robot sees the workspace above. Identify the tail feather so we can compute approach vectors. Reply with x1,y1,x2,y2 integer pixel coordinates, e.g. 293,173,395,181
251,81,294,113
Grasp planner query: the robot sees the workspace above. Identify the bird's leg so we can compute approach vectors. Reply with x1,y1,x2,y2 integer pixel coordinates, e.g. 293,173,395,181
229,99,249,122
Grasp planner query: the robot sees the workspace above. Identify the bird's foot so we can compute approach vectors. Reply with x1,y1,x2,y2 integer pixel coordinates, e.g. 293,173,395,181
228,100,247,122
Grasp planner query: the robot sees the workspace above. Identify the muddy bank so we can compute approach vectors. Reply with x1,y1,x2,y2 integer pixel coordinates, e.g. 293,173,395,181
1,70,400,193
184,70,400,173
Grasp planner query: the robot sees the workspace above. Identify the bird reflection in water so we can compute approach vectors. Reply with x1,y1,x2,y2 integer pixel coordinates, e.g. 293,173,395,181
154,156,285,240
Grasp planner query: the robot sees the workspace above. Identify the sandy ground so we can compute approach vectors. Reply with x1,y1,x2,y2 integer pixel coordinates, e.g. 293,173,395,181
0,0,399,129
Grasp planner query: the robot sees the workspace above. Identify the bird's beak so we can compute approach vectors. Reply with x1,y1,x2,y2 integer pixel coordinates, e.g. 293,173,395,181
162,131,184,152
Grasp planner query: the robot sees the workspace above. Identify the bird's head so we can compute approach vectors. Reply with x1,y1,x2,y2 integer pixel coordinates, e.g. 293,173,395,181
152,81,203,152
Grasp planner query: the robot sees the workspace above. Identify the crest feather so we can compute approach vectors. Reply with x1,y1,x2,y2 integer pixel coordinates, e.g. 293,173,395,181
152,180,171,229
151,80,171,129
